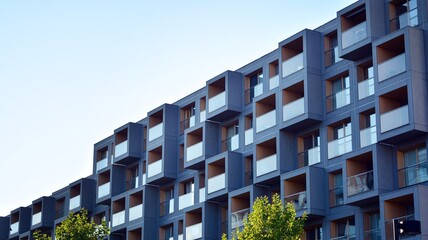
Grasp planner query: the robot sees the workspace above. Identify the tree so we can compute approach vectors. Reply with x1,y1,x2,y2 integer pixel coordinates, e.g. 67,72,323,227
222,193,307,240
34,208,110,240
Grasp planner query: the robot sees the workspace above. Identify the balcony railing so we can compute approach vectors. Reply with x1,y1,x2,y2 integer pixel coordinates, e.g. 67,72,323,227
114,140,128,157
269,75,279,90
330,234,356,240
358,77,374,100
325,46,341,67
347,170,374,196
231,208,250,230
328,135,352,159
282,52,304,77
147,159,162,178
360,126,377,148
179,191,194,210
96,157,108,172
327,88,350,111
129,204,143,221
180,116,196,133
297,146,320,168
10,222,19,235
385,214,415,240
186,141,203,162
148,123,163,141
329,187,344,207
222,134,239,151
390,12,418,32
160,198,174,216
142,173,146,185
378,53,405,82
208,173,226,193
178,234,184,240
244,128,253,145
199,187,205,203
98,182,110,198
284,191,307,211
256,154,277,177
112,210,125,227
208,91,226,113
186,222,203,240
380,105,409,132
200,110,206,122
364,228,381,240
245,83,263,102
283,97,304,121
69,195,81,210
32,212,42,226
398,161,428,187
126,176,138,191
342,21,367,49
255,110,276,133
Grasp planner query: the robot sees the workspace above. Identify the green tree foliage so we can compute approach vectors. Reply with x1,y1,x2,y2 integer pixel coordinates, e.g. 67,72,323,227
33,208,110,240
222,193,307,240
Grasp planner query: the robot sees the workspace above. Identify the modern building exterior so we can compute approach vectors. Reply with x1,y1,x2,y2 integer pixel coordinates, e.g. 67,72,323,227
2,0,428,239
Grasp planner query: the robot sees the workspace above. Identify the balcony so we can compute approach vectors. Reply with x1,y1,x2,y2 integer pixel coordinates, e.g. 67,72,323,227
282,52,304,77
328,135,352,159
160,199,174,216
208,91,226,113
325,46,341,67
179,192,194,210
98,182,110,198
284,191,307,211
380,105,409,132
10,222,19,235
129,204,143,221
148,123,163,141
360,126,377,148
398,161,428,187
256,154,277,177
256,110,276,133
342,21,367,49
142,173,146,185
32,212,42,226
327,88,350,111
330,235,356,240
223,135,239,151
114,140,127,157
199,188,205,203
364,228,381,240
69,195,81,210
244,128,253,145
126,177,138,191
200,110,206,122
297,146,320,168
347,170,374,196
147,160,162,178
189,116,196,128
329,187,344,206
186,222,202,240
390,12,418,32
358,77,374,100
231,208,250,230
96,157,108,172
207,173,226,194
186,142,203,162
283,97,304,121
269,75,279,90
378,53,405,82
178,234,184,240
112,210,125,227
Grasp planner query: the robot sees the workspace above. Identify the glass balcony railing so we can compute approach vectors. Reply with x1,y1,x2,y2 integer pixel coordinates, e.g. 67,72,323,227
283,97,305,121
208,91,226,113
142,173,146,185
186,222,203,240
329,187,344,206
126,176,138,191
10,222,19,235
390,12,418,32
129,204,143,221
398,161,428,187
269,75,279,90
32,212,42,226
330,234,356,240
256,154,277,177
189,115,196,128
347,170,374,196
222,134,239,151
148,123,163,142
98,182,110,198
325,46,341,67
385,214,414,240
360,126,377,148
69,195,81,210
364,228,381,240
256,110,276,133
112,210,125,227
200,110,206,122
186,141,203,162
342,21,367,49
327,88,350,111
297,146,320,168
114,140,128,157
378,53,405,82
180,117,196,133
96,157,108,172
208,173,226,194
284,191,307,211
179,192,194,210
358,78,374,100
380,105,409,132
199,187,205,203
328,135,352,159
244,128,253,145
147,159,163,178
160,199,174,216
254,83,263,97
282,52,304,77
231,208,250,230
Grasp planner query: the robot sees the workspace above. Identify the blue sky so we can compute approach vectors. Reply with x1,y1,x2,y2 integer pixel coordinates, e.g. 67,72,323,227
0,0,356,216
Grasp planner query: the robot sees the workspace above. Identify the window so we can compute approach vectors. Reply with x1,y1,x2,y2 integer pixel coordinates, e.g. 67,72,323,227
364,212,381,240
390,0,418,32
180,104,196,134
398,146,428,187
333,217,355,239
222,123,239,152
360,111,377,148
245,71,264,104
324,32,341,67
330,172,344,207
298,131,320,167
327,75,350,111
160,187,174,216
305,226,322,240
328,120,352,159
126,165,139,191
358,64,374,99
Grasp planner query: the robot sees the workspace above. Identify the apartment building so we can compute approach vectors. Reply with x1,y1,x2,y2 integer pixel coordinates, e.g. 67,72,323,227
2,0,428,239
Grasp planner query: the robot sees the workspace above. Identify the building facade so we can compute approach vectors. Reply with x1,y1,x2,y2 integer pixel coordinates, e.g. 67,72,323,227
2,0,428,239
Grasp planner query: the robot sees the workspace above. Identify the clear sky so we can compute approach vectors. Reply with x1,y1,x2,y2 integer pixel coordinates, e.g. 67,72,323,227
0,0,356,216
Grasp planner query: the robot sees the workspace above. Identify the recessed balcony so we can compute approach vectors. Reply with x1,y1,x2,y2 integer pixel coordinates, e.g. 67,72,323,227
179,192,194,210
347,170,374,196
284,191,307,211
358,77,374,100
328,135,352,159
327,88,350,112
378,53,405,82
207,173,226,194
360,126,377,148
31,212,41,226
160,199,174,216
342,21,367,49
147,159,162,178
96,157,108,172
199,187,205,203
256,110,276,133
283,97,304,121
256,154,277,177
281,36,304,78
282,52,304,78
69,195,80,211
269,75,279,90
98,182,110,199
297,146,320,167
148,122,163,142
186,142,203,162
186,222,202,240
222,134,239,152
380,105,409,133
231,208,249,230
112,210,125,227
398,162,428,187
114,140,127,157
208,91,226,113
10,222,19,235
244,128,253,146
129,204,143,221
